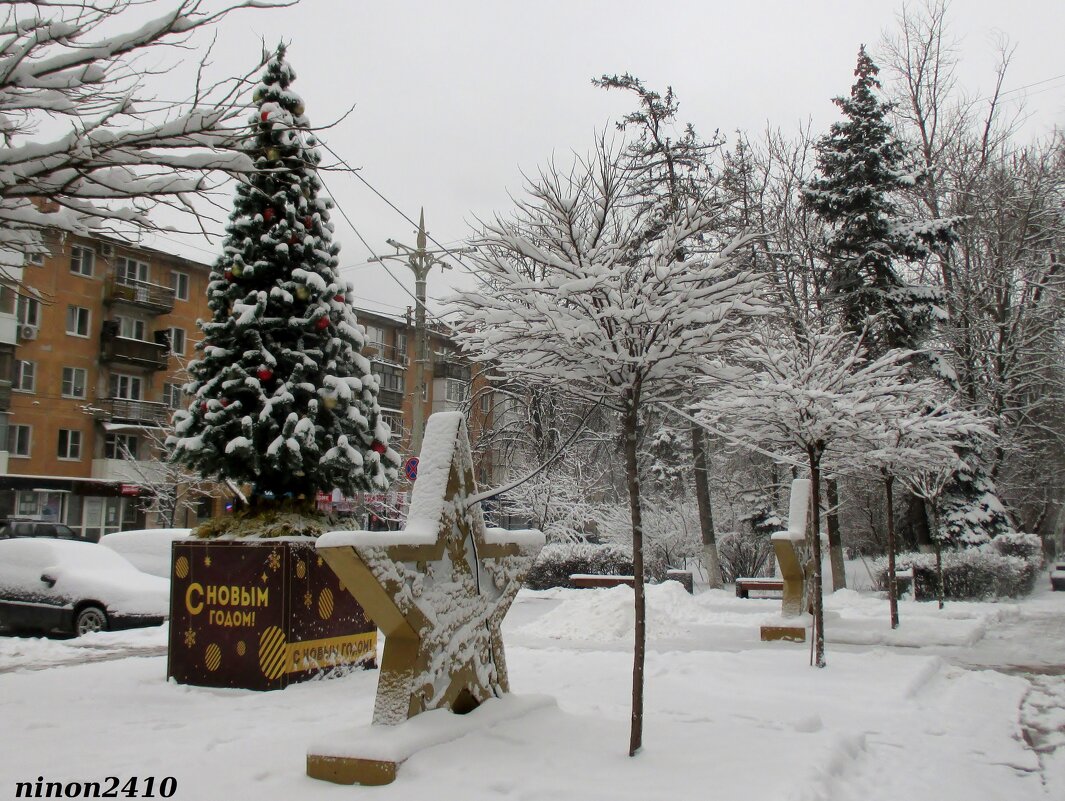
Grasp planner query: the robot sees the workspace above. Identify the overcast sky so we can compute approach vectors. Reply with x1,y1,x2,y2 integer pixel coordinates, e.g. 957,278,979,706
152,0,1064,319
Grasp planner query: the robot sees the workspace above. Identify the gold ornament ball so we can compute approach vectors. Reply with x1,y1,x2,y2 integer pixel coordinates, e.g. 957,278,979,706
265,147,280,161
295,285,309,300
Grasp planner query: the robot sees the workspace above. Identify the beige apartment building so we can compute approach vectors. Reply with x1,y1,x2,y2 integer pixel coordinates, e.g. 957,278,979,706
0,231,215,538
0,232,496,537
347,307,498,526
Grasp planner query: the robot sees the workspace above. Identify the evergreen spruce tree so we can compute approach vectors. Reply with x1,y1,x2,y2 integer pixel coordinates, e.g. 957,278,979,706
802,45,953,355
169,46,400,504
805,47,1012,550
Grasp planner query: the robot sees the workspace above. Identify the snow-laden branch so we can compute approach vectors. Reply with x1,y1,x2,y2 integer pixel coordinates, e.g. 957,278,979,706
0,0,292,262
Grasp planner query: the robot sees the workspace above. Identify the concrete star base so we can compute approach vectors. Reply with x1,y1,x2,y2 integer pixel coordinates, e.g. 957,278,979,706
307,695,555,786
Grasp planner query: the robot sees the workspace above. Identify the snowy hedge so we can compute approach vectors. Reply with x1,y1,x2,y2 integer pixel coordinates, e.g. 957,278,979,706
872,535,1043,600
986,531,1043,563
524,543,667,590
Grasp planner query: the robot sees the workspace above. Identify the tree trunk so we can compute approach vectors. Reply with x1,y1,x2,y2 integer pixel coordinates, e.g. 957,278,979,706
806,445,826,668
884,472,899,629
825,477,846,590
924,499,945,608
908,492,933,552
622,400,646,756
691,423,722,588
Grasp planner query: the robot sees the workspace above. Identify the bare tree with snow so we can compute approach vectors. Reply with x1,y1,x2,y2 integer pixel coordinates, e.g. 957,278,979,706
702,322,917,667
0,0,291,273
853,397,993,627
451,139,765,755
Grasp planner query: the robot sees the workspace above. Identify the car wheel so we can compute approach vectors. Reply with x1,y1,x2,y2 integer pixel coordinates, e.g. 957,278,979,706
74,606,107,636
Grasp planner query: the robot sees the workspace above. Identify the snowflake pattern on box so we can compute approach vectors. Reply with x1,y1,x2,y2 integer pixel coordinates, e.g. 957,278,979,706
317,412,544,725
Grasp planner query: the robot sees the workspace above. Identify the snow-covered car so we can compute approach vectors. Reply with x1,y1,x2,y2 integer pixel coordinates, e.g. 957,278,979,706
1051,562,1065,592
99,528,192,578
0,538,169,636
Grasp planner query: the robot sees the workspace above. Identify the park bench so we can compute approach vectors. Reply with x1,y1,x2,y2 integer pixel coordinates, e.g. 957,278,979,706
570,574,635,589
735,577,785,598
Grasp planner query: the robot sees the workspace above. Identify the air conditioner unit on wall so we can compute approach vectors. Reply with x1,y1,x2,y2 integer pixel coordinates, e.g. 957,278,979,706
98,243,114,257
18,324,38,341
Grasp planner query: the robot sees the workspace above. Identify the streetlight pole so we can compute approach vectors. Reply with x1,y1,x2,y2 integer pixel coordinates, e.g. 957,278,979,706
369,209,471,454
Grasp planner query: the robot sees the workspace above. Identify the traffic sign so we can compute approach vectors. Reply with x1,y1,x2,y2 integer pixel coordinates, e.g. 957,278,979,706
403,457,419,482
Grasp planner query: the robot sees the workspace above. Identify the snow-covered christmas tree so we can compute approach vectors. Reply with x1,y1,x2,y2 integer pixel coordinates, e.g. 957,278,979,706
169,46,399,506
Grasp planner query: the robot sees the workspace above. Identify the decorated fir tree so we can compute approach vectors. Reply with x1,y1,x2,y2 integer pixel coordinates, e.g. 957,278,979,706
169,46,399,509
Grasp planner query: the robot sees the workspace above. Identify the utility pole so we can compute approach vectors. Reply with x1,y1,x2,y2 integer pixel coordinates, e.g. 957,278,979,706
369,209,471,454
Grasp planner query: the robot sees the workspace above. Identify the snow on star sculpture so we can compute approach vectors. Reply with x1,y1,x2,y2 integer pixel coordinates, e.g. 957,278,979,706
309,412,544,785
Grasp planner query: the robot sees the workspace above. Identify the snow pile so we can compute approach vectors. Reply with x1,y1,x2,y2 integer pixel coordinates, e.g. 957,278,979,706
518,582,703,643
516,583,1014,649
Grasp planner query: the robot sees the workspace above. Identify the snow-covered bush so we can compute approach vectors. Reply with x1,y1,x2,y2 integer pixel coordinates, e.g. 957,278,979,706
872,547,1040,600
716,531,774,583
987,532,1043,564
524,543,668,590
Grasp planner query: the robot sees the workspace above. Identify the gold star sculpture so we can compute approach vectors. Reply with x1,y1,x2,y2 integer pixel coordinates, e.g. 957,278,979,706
310,412,543,785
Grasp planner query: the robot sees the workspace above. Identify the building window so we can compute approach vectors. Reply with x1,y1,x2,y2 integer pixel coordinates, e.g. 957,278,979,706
396,332,407,361
445,378,466,404
380,410,404,439
61,367,88,399
167,327,186,355
70,245,94,277
27,252,45,266
163,382,185,410
13,360,35,392
116,257,149,285
8,424,30,457
365,325,385,350
170,270,190,301
66,305,90,337
109,373,143,400
17,296,40,327
480,391,492,414
116,315,146,340
57,429,82,460
105,433,138,460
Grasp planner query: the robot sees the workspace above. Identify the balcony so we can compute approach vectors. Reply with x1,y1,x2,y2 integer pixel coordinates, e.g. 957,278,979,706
100,325,169,371
377,388,403,411
96,397,171,426
365,341,407,367
92,458,165,484
104,275,175,314
432,355,470,382
0,380,11,412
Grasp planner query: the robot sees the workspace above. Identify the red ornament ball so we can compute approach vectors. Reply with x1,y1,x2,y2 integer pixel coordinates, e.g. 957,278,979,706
260,110,269,122
221,398,231,408
371,441,387,455
256,367,274,382
224,269,234,282
199,401,208,413
315,316,330,331
303,215,313,228
262,207,276,224
333,294,344,302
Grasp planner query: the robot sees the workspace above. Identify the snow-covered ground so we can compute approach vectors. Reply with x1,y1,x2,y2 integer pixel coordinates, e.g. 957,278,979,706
0,577,1061,800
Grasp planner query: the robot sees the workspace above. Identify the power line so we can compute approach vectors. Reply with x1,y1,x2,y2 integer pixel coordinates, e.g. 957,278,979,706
316,172,457,333
317,140,495,294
